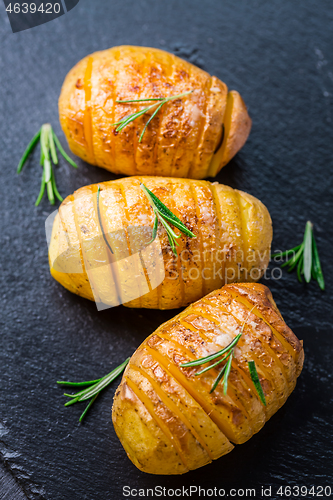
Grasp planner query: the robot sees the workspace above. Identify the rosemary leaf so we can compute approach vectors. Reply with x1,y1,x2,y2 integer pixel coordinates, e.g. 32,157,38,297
40,144,44,166
210,363,228,394
52,131,78,168
79,393,100,422
297,253,304,283
248,361,266,406
160,217,178,255
115,103,158,132
149,214,159,244
97,187,113,254
303,221,313,282
139,101,165,142
141,183,195,238
117,97,165,103
48,127,58,165
271,244,302,259
146,186,195,237
64,397,80,407
312,231,325,290
223,354,233,395
46,177,55,205
17,128,41,174
57,378,101,387
51,169,64,203
281,243,304,269
35,170,46,207
40,124,51,162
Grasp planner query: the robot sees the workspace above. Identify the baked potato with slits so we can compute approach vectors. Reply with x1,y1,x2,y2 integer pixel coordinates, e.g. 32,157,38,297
48,177,272,309
59,46,251,179
112,283,304,475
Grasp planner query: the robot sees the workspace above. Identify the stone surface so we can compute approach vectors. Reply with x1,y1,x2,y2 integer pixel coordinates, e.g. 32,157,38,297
0,0,332,498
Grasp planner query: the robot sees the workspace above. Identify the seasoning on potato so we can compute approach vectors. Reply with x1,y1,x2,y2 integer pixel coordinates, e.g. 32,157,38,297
112,283,304,474
59,46,252,179
48,176,272,310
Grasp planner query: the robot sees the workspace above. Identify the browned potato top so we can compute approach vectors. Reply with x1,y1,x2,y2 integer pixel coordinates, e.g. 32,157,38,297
112,283,304,474
59,46,251,179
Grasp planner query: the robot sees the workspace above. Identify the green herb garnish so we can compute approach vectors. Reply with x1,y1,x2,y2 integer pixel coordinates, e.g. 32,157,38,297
140,183,196,256
112,90,193,142
180,306,266,405
248,360,266,406
180,330,242,395
272,221,325,290
17,123,77,206
57,357,130,422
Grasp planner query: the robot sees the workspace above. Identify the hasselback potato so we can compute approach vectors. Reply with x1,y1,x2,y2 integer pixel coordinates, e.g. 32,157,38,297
48,177,272,309
59,46,251,179
112,283,304,475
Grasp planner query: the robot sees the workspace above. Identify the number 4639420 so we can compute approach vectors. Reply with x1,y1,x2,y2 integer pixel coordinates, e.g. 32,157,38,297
6,3,61,14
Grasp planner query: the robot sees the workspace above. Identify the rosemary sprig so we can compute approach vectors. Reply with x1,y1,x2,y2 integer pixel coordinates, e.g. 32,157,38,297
112,90,193,142
140,183,196,256
17,124,77,206
180,306,266,405
271,221,325,290
57,357,130,422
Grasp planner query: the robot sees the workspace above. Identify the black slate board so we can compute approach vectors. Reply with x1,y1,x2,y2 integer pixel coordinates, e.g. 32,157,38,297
1,0,333,499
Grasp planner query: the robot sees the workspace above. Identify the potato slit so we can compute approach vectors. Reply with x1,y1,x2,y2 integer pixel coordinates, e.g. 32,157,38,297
177,318,263,424
143,343,249,443
189,182,204,298
180,306,264,399
221,290,293,388
170,60,194,178
57,196,92,300
143,344,229,435
125,377,190,471
209,184,226,284
93,184,123,305
207,183,223,286
111,48,121,171
235,191,248,279
131,364,214,461
71,186,101,303
83,56,95,163
227,290,298,362
117,181,144,308
207,91,233,177
201,297,287,408
169,182,186,305
179,317,263,402
187,76,211,178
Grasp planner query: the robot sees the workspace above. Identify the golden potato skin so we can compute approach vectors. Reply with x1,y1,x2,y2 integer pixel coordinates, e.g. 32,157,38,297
112,283,304,475
49,177,272,309
59,46,251,179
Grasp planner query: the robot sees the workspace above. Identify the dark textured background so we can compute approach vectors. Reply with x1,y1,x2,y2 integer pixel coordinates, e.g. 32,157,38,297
0,0,332,499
